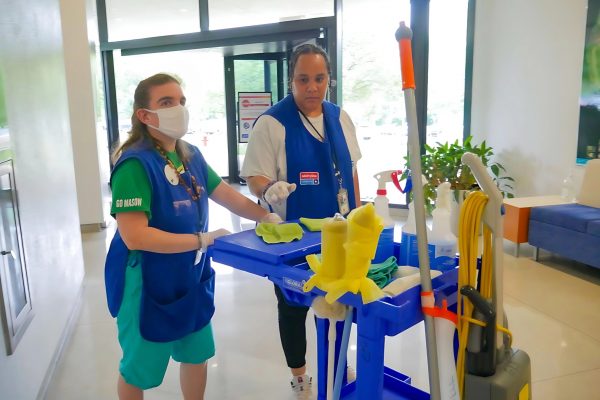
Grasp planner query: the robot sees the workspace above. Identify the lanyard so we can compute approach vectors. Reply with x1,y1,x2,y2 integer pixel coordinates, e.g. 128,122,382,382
297,108,344,190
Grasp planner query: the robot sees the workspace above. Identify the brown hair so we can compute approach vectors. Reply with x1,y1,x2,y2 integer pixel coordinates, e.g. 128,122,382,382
111,73,191,164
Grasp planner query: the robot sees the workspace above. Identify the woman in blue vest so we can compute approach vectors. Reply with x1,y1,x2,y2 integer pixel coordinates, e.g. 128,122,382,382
241,44,362,395
105,73,281,400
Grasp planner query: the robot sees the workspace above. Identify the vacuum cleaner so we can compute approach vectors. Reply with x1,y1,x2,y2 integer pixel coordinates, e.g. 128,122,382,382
457,153,532,399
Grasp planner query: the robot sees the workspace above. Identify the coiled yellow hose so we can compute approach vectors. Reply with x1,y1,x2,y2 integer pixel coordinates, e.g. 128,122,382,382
456,191,512,398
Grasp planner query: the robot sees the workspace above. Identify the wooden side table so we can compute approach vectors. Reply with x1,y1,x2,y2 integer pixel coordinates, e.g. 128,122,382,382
503,195,572,256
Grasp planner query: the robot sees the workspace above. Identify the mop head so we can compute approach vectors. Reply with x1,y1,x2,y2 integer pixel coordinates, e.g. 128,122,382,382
311,296,347,321
304,254,327,292
304,205,386,305
304,214,347,293
324,204,386,304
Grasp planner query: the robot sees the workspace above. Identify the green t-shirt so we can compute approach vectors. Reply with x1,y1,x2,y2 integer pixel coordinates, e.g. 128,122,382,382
111,150,221,219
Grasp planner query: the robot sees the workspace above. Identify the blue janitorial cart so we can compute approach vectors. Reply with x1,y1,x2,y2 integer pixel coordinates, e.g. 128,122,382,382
211,227,458,399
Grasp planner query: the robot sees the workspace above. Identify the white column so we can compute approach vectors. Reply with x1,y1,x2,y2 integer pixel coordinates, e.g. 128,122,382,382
59,0,108,230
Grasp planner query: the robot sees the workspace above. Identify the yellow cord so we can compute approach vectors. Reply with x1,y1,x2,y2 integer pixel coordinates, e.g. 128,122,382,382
460,316,513,348
456,191,487,398
455,191,513,398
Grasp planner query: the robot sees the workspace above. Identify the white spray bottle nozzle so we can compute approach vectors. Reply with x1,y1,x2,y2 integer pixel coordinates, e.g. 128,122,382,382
373,170,398,195
373,170,401,227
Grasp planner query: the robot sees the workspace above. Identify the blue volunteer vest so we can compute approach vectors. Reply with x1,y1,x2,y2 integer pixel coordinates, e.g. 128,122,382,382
264,94,356,219
104,141,215,342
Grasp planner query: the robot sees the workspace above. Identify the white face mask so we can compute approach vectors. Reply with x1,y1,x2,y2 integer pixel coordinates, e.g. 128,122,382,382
145,104,190,139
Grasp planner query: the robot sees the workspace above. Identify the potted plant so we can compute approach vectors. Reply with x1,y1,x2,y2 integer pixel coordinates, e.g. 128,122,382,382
401,135,515,214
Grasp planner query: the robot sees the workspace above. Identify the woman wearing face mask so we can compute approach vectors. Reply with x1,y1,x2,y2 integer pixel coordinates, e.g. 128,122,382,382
241,44,362,396
105,73,281,400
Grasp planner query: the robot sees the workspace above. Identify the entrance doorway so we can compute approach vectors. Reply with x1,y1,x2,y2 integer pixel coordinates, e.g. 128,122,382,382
104,27,334,182
224,52,288,183
111,49,230,176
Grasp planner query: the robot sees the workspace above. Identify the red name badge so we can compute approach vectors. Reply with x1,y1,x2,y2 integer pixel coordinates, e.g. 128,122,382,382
299,172,320,185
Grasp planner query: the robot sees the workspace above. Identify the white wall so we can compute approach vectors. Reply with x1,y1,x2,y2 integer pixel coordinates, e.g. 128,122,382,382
60,0,108,228
0,0,85,398
471,0,589,196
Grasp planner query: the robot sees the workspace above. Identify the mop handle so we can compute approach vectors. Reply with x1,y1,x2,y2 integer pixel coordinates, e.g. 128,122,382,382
333,307,353,400
327,321,336,400
398,26,416,90
395,23,433,290
396,21,442,400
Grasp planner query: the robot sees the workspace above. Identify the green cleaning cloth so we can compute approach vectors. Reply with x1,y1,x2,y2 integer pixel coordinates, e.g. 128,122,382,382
255,222,304,244
367,256,399,288
299,217,331,232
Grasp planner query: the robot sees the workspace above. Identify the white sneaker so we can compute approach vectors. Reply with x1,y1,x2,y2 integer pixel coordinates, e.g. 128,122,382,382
290,374,313,398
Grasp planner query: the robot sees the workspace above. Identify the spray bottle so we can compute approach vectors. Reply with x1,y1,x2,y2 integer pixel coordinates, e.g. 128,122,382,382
400,173,434,266
372,170,398,263
429,182,458,271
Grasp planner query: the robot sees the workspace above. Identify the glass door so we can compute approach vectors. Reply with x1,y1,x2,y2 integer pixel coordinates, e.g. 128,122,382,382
224,53,287,183
113,49,229,176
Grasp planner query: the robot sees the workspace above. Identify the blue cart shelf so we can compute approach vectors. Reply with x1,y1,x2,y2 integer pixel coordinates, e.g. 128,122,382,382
211,225,458,399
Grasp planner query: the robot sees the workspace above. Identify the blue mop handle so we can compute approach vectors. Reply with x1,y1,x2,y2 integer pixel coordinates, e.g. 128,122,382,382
332,306,353,400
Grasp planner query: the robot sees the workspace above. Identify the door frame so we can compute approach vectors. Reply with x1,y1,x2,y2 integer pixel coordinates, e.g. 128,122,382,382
98,13,338,174
224,52,288,183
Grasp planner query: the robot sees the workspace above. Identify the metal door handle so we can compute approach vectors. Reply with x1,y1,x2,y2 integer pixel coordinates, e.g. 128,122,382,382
1,250,16,259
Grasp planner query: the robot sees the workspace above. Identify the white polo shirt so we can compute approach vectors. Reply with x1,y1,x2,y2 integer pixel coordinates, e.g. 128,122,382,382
241,110,362,219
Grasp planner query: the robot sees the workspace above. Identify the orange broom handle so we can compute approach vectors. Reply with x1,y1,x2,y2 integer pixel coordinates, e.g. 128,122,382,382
396,21,416,90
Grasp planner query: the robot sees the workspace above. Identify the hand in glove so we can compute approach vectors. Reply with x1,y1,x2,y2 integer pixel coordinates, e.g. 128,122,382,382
198,228,231,252
263,181,297,206
260,212,283,224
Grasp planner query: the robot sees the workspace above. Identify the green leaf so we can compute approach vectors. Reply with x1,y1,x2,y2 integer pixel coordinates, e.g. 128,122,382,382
400,134,515,211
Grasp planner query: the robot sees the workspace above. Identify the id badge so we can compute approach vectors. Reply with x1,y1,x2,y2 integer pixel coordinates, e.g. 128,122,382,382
337,188,350,216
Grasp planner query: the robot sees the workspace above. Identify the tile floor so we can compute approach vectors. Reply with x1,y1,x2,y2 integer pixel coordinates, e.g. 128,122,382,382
45,193,600,400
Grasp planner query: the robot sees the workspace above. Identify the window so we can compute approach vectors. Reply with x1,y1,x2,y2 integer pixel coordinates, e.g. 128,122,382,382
113,49,229,176
0,70,8,148
105,0,200,41
342,0,411,205
343,0,469,205
426,0,468,145
209,0,333,30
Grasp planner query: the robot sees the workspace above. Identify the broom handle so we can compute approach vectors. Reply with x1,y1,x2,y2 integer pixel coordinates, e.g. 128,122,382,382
396,21,441,400
333,307,353,400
